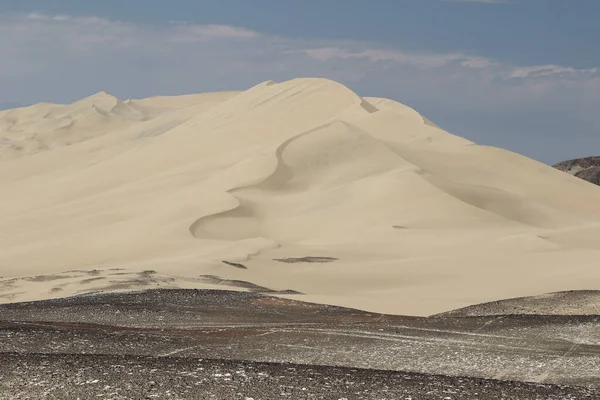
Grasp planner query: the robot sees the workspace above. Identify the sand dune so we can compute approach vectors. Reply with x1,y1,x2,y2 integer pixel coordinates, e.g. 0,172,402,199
1,78,600,316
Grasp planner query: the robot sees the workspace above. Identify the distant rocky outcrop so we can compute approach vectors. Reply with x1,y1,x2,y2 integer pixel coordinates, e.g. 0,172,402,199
553,156,600,186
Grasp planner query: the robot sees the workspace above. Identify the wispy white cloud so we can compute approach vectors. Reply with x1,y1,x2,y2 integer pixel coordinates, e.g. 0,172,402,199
168,23,261,42
460,57,496,68
295,47,504,71
296,44,596,81
295,47,466,68
508,65,599,78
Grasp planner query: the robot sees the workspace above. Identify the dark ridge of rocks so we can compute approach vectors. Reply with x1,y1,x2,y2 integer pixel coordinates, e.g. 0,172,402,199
553,156,600,185
434,290,600,317
197,275,301,295
0,289,367,326
274,289,304,295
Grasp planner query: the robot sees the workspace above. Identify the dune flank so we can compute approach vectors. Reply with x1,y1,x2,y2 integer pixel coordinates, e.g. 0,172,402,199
1,78,600,316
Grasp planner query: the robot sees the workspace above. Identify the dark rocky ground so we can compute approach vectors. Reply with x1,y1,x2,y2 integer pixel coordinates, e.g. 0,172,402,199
1,289,599,399
2,353,599,400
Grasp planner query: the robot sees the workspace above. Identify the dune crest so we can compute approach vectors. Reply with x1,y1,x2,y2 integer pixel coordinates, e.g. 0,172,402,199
2,77,600,316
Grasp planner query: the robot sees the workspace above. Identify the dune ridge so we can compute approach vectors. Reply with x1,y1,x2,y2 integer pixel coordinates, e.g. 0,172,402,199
1,77,600,316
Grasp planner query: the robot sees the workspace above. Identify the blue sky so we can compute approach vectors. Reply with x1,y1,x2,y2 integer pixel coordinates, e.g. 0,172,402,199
1,0,599,163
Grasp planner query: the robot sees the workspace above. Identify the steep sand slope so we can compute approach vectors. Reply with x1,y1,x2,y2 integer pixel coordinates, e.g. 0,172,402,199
1,78,600,315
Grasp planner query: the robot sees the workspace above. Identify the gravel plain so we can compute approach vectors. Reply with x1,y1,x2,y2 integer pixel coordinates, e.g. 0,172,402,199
1,289,599,399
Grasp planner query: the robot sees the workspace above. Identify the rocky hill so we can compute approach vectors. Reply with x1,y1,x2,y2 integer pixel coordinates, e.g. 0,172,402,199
553,156,600,186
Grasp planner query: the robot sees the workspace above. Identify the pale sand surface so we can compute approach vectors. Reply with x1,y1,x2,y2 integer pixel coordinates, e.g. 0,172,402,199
2,78,600,316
